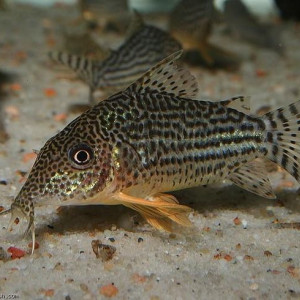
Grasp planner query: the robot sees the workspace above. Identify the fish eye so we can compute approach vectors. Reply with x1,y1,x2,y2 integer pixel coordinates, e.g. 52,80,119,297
68,144,94,169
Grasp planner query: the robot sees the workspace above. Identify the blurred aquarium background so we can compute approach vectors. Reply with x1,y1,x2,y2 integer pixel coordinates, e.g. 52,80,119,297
11,0,277,15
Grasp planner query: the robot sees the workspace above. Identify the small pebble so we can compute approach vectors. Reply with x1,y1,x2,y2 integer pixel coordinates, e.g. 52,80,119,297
43,289,55,297
44,88,57,97
131,273,147,283
249,283,259,290
287,265,300,277
54,262,63,271
91,240,116,261
241,220,248,229
9,83,22,91
235,243,241,250
7,246,26,259
80,283,89,292
233,217,241,225
5,105,20,119
28,241,39,251
255,69,267,77
264,250,272,257
244,255,254,261
99,283,118,298
224,254,233,261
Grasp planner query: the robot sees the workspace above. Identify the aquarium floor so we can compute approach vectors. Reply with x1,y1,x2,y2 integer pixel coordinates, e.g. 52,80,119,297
0,4,300,300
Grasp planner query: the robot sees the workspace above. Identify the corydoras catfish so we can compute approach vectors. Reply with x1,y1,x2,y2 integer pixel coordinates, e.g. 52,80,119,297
49,13,181,103
1,51,300,252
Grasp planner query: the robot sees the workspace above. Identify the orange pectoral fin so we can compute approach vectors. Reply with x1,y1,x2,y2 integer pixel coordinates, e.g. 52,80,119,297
113,192,192,231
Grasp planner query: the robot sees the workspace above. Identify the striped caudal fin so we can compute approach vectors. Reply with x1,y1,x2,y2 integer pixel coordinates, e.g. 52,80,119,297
48,51,96,87
263,101,300,182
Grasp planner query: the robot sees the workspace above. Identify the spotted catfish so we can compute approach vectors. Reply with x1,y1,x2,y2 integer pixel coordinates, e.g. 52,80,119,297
2,51,300,252
49,14,181,103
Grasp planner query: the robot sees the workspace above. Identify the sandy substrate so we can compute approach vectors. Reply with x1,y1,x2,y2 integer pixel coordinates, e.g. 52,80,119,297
0,4,300,300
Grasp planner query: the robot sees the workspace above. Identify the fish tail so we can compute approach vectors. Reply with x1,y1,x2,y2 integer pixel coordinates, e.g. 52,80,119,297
48,51,96,87
263,100,300,182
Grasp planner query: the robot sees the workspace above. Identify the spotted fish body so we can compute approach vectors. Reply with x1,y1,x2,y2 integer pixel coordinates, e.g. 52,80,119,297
2,51,300,251
49,23,182,102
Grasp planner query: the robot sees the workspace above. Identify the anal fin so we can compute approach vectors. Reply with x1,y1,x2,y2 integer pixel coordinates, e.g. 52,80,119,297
114,192,192,231
228,159,276,199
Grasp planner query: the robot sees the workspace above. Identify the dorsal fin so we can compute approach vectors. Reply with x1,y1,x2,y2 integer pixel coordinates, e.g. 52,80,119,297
126,50,198,99
126,10,145,38
220,96,251,115
228,158,276,199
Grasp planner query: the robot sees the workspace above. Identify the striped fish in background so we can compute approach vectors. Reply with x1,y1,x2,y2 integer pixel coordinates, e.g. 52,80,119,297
62,32,110,61
49,12,182,103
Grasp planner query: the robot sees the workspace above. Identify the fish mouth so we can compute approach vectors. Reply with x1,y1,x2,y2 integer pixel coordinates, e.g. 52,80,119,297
0,203,36,254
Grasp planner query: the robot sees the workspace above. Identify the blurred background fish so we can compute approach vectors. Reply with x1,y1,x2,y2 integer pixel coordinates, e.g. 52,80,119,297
61,31,111,63
78,0,130,33
0,71,15,143
169,0,240,70
0,0,6,10
274,0,300,21
49,11,182,104
223,0,284,55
